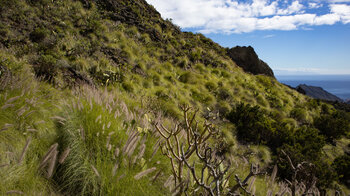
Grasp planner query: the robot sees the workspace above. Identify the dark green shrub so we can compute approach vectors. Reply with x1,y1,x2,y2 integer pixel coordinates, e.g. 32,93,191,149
332,154,350,187
314,111,350,143
30,28,48,43
276,127,336,189
278,142,336,190
227,103,275,144
33,54,57,82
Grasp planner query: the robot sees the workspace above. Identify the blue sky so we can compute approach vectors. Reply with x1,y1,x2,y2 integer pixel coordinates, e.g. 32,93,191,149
146,0,350,75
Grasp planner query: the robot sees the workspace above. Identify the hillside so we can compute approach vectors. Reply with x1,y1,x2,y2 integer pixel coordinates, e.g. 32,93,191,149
296,84,343,102
0,0,349,195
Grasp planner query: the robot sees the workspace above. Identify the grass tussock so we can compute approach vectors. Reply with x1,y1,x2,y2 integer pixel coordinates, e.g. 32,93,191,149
0,0,349,195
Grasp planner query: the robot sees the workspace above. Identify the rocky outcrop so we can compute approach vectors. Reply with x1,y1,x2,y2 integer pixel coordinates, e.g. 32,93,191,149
296,84,343,102
84,0,181,41
227,46,274,78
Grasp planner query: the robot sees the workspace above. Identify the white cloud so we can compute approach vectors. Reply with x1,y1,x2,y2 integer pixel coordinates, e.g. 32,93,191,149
263,34,275,38
314,13,340,25
308,2,323,9
146,0,350,34
330,3,350,23
274,67,350,75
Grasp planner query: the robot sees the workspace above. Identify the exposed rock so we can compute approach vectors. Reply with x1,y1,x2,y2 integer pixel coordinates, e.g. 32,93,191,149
296,84,343,102
227,46,274,77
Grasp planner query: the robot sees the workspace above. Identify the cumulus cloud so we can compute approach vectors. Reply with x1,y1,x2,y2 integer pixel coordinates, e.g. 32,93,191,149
146,0,350,33
330,3,350,23
308,2,323,9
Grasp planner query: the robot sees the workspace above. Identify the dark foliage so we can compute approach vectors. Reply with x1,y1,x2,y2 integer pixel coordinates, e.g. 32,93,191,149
314,111,350,143
332,154,350,188
227,103,275,144
227,103,339,189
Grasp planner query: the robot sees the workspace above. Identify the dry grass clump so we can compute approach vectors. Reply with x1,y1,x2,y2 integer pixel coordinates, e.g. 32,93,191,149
47,86,170,195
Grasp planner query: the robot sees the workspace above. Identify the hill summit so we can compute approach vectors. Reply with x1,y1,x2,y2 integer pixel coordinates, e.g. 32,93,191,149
227,46,275,77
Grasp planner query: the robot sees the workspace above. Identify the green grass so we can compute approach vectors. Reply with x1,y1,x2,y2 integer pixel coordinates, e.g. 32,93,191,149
0,0,349,194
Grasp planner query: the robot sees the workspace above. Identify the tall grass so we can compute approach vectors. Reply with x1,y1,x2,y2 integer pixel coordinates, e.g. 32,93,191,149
52,86,170,195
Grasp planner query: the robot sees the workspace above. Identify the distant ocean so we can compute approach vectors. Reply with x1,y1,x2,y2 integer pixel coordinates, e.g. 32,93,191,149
276,75,350,101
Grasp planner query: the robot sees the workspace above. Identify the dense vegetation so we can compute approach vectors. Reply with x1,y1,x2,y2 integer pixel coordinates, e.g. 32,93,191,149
0,0,349,195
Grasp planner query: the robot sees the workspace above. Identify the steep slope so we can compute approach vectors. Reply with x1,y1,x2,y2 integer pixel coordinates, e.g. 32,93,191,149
0,0,349,195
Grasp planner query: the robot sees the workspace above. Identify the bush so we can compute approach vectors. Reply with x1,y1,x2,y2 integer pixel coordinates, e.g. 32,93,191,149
33,54,58,82
314,111,350,143
30,28,48,43
227,103,275,144
332,154,350,187
276,127,336,190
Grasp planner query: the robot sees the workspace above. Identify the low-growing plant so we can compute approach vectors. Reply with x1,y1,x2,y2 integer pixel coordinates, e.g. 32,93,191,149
332,154,350,188
314,111,350,143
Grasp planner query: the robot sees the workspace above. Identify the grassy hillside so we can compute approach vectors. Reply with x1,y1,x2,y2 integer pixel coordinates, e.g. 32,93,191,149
0,0,349,195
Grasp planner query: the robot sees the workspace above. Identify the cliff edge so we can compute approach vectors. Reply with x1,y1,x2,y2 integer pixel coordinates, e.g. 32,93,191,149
227,46,275,77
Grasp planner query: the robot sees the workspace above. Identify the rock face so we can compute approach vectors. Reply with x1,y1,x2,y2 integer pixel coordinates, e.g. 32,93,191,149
227,46,275,78
296,84,343,102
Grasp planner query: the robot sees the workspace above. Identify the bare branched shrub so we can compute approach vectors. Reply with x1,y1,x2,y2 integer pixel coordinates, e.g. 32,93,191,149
280,150,319,196
155,106,266,196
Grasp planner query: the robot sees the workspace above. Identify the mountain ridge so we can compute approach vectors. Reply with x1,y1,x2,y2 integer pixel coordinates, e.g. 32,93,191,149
296,84,343,102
